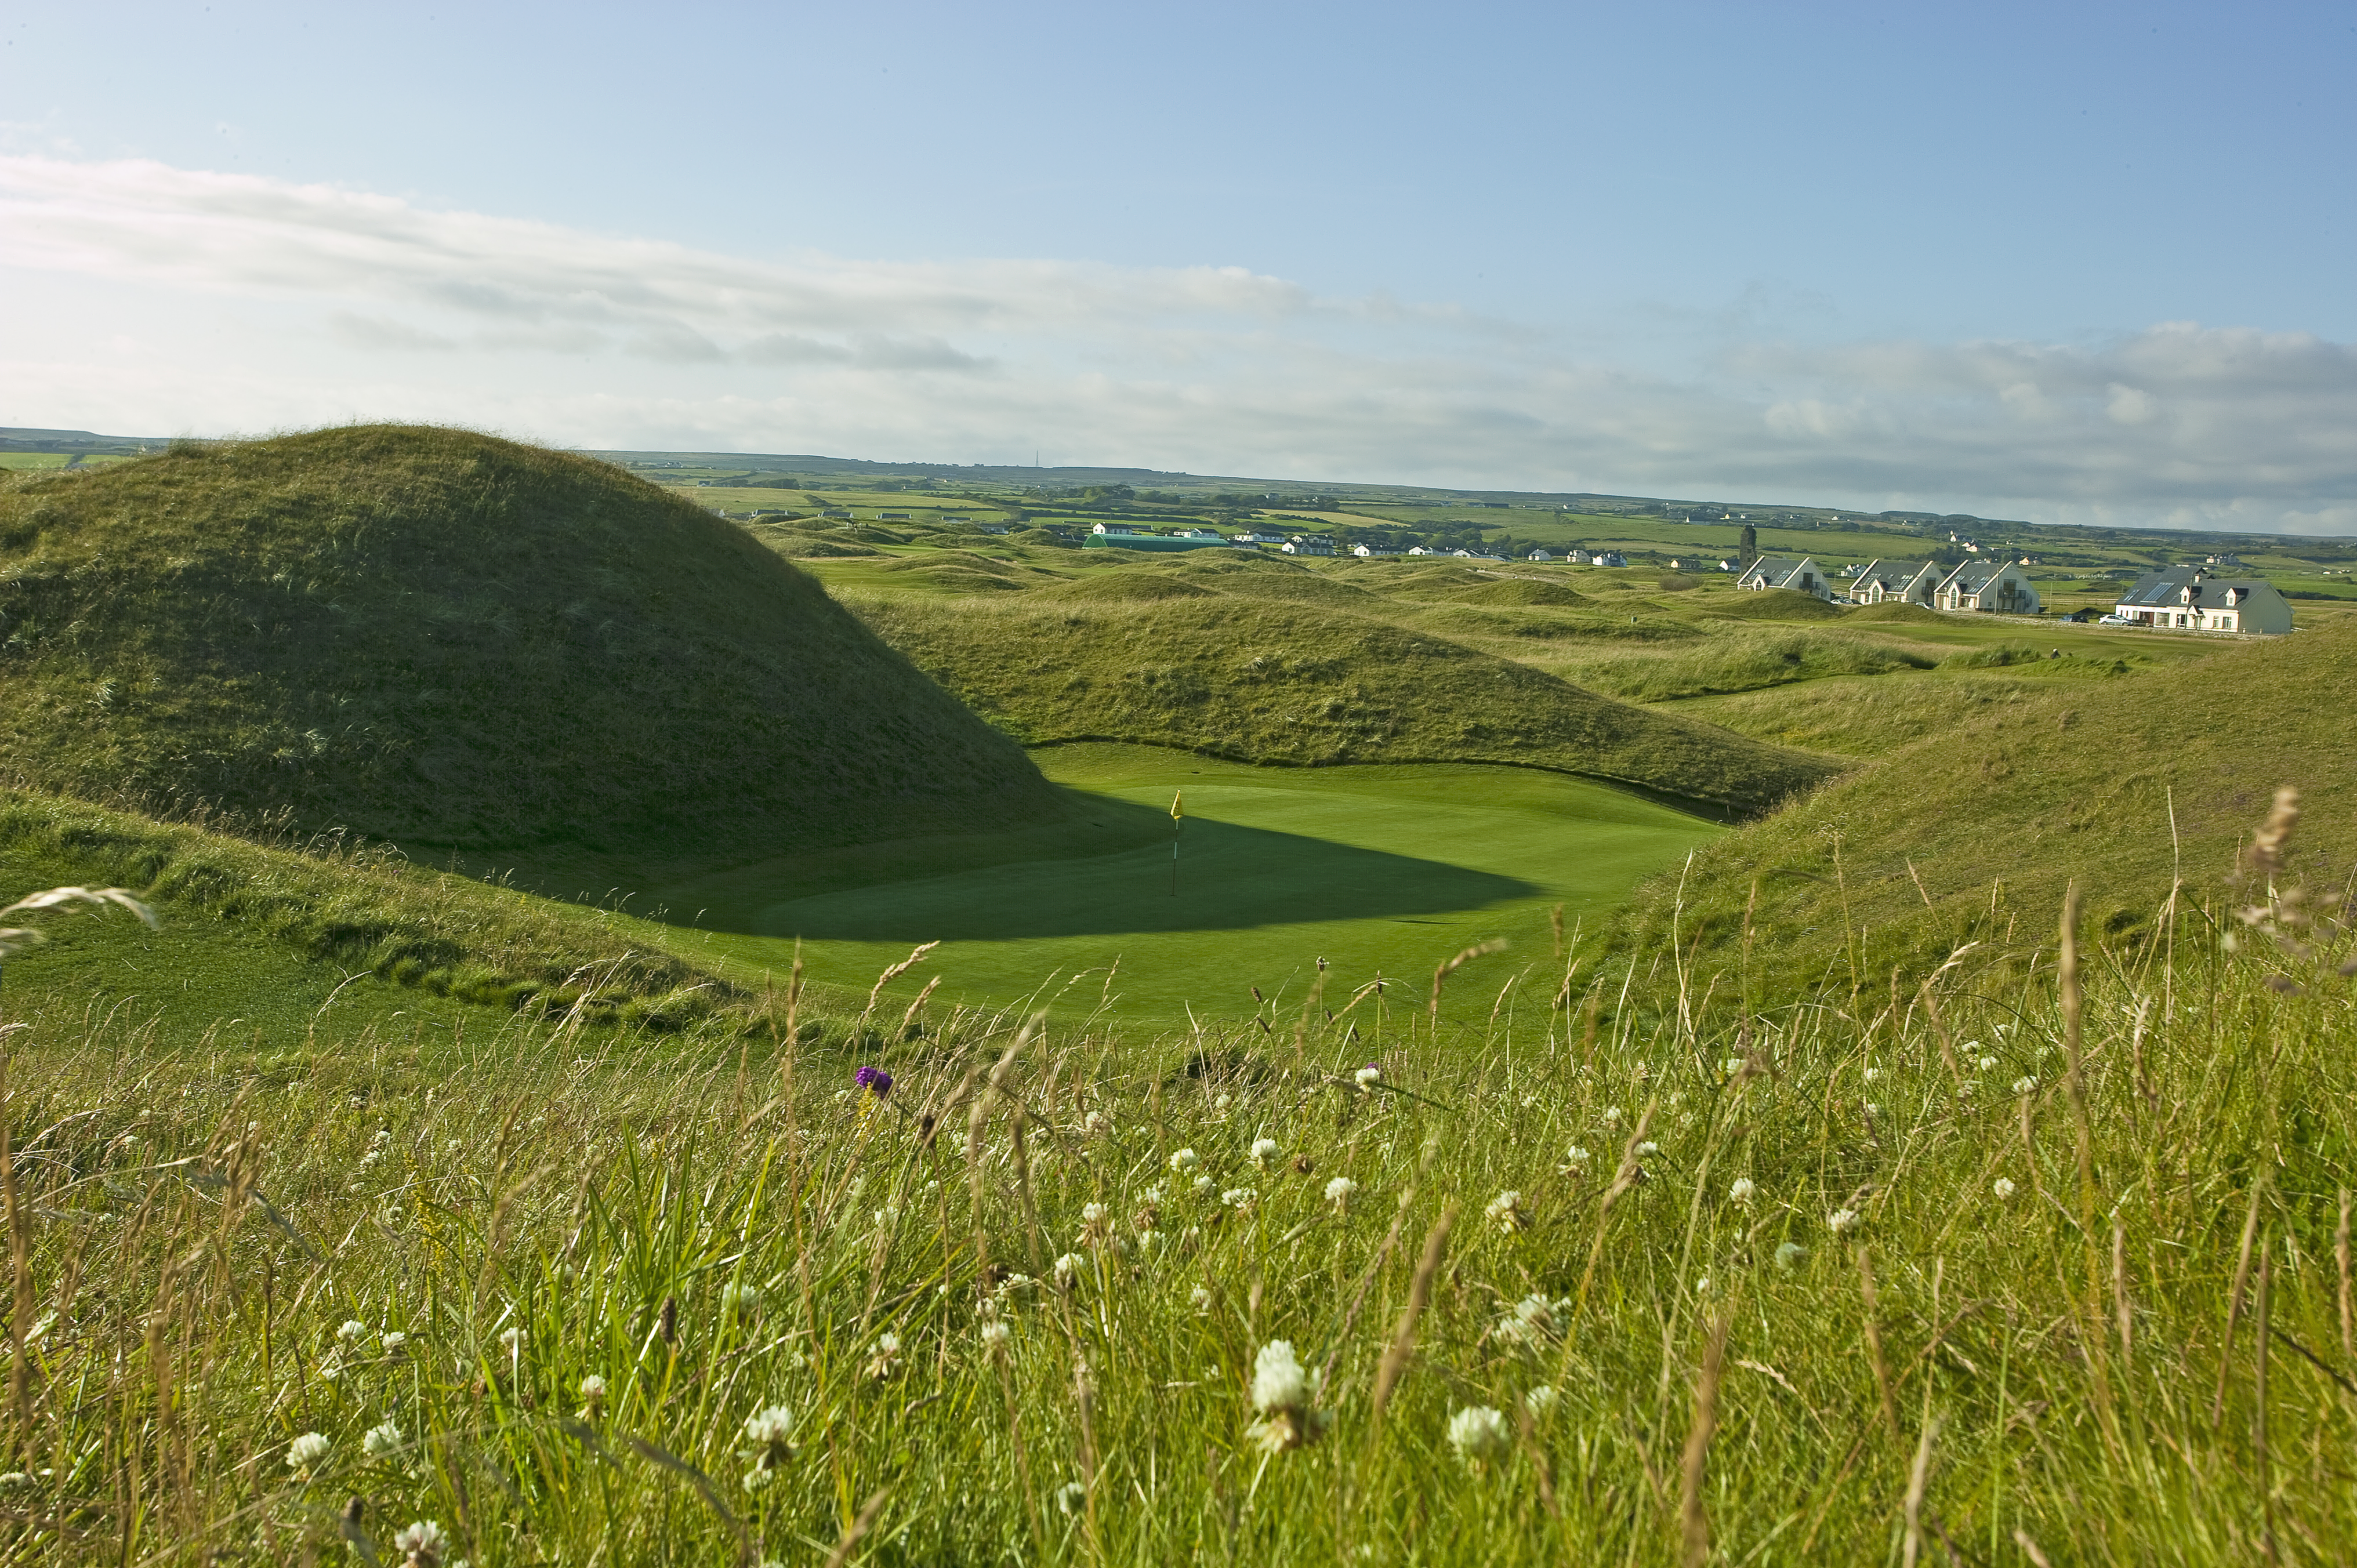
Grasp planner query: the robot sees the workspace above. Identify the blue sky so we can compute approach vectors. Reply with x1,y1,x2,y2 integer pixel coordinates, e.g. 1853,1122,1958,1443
5,1,2354,528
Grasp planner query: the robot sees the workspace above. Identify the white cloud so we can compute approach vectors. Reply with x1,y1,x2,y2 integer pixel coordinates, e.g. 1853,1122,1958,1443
2,155,2354,531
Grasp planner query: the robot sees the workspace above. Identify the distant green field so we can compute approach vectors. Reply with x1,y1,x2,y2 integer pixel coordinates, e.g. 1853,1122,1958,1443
653,744,1720,1023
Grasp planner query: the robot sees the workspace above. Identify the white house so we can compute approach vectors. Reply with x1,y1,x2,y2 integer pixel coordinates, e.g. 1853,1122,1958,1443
1932,560,2040,615
2113,566,2291,634
1736,556,1832,599
1350,542,1406,557
1231,528,1289,545
1851,559,1941,606
1092,521,1151,536
1281,535,1336,557
1526,548,1554,562
1590,550,1628,568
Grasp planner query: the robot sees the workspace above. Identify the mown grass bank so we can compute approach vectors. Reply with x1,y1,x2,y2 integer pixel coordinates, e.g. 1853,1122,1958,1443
2,799,2350,1564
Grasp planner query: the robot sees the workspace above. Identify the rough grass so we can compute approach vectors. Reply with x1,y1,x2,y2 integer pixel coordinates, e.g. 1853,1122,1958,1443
1551,629,1936,702
5,825,2351,1565
1844,601,1948,625
1703,588,1848,621
1609,616,2357,993
0,427,1068,880
844,596,1839,818
0,786,805,1033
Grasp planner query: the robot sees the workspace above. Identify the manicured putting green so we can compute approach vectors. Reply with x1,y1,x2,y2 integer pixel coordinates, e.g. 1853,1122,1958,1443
677,745,1720,1025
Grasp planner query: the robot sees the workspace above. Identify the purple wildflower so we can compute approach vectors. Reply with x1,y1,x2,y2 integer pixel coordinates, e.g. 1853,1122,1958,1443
854,1065,894,1098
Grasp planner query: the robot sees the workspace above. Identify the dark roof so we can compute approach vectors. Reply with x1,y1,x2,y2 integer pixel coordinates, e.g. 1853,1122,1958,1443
2116,568,2279,608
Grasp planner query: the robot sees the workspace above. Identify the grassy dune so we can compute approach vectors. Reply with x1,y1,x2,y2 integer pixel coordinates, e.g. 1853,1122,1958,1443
4,808,2349,1563
846,595,1837,819
0,427,1067,882
1608,616,2357,993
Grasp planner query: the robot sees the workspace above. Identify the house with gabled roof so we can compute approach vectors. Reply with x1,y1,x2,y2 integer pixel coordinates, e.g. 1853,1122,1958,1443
2114,566,2291,634
1851,559,1941,605
1736,556,1832,600
1932,560,2040,615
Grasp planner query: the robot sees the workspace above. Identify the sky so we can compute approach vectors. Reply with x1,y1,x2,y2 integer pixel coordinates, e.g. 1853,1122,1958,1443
4,1,2354,530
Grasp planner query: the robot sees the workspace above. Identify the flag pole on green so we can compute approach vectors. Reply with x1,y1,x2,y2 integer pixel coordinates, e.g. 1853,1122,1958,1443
1169,789,1183,896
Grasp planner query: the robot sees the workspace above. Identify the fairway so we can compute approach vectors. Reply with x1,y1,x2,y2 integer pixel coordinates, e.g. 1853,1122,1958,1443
669,744,1720,1023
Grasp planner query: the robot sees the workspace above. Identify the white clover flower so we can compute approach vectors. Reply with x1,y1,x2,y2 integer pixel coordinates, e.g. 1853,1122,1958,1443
1138,1228,1165,1252
1053,1252,1085,1288
1636,1141,1660,1157
379,1331,408,1355
1694,1275,1713,1295
1600,1106,1623,1126
865,1333,903,1379
1523,1385,1560,1417
1728,1177,1756,1206
742,1467,774,1494
1828,1208,1862,1236
1245,1340,1329,1451
1249,1340,1309,1413
336,1320,370,1344
1484,1190,1531,1233
1220,1188,1257,1210
1774,1241,1808,1271
1213,1093,1234,1116
979,1319,1012,1353
1863,1103,1881,1118
1354,1066,1381,1091
1324,1176,1359,1208
1168,1148,1199,1174
1142,1182,1166,1206
363,1419,403,1461
393,1520,448,1568
1190,1285,1214,1314
1721,1058,1746,1075
743,1404,794,1449
1992,1177,2018,1200
1082,1110,1111,1137
1055,1479,1090,1517
1559,1145,1591,1174
1192,1174,1214,1195
2013,1076,2038,1097
1249,1137,1281,1168
721,1282,763,1316
1977,1054,1998,1072
287,1431,331,1472
1446,1406,1513,1468
496,1326,527,1355
1495,1293,1565,1349
1862,1067,1881,1084
316,1351,343,1382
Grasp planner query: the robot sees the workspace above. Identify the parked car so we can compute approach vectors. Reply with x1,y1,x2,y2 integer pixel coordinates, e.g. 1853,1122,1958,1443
2098,613,2131,625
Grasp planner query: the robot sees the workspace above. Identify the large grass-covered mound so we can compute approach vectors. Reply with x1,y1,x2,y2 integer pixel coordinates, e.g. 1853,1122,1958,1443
0,426,1065,870
847,595,1839,817
1610,618,2357,988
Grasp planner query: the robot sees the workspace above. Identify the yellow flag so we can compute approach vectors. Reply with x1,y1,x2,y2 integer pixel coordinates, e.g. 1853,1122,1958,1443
1170,790,1184,822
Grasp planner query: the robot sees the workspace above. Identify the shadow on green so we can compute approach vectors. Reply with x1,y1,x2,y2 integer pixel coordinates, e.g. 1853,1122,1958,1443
733,804,1538,941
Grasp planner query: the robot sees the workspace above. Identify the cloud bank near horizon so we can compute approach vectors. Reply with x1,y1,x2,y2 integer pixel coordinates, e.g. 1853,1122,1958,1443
5,155,2354,532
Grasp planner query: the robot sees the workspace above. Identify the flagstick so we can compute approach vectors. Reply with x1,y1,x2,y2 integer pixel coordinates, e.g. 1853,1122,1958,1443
1169,789,1184,897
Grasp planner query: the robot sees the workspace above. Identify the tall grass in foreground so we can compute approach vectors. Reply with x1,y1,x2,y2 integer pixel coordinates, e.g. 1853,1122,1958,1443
1,805,2354,1564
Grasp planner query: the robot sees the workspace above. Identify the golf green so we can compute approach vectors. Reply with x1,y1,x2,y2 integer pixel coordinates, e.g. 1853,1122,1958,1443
666,745,1720,1026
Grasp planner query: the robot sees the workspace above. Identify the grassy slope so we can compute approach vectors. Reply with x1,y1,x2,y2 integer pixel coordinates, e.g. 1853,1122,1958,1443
0,426,1065,883
0,788,826,1035
846,591,1837,818
1608,616,2357,992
